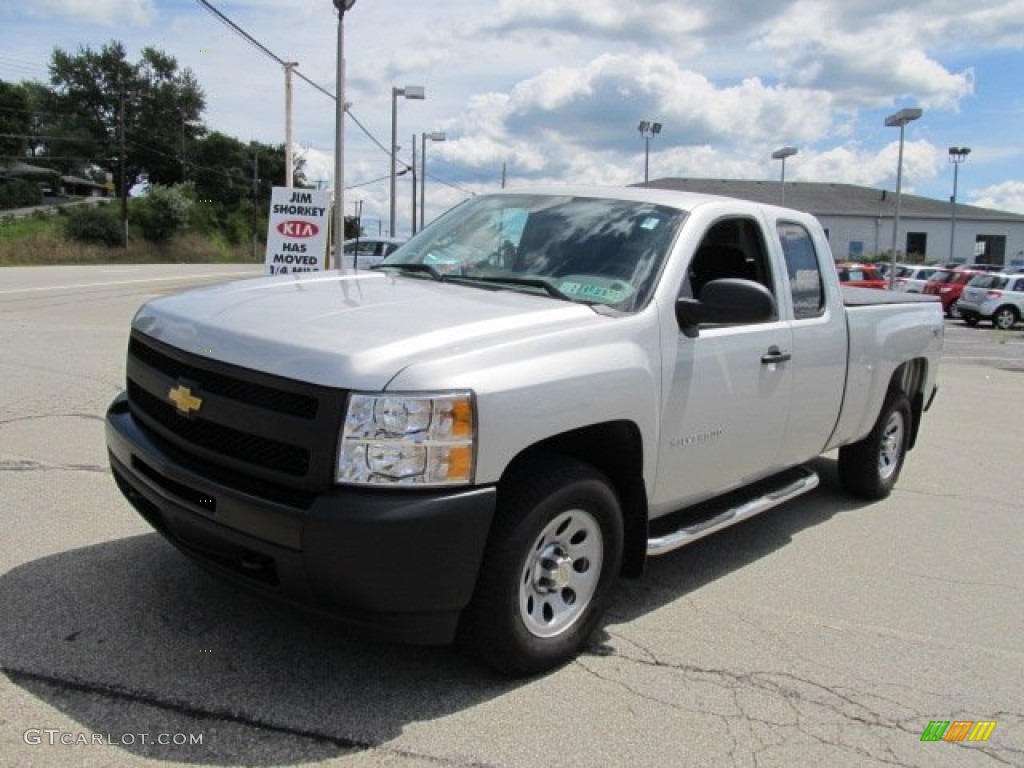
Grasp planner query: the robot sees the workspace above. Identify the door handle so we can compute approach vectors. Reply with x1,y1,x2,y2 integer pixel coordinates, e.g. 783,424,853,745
761,347,791,365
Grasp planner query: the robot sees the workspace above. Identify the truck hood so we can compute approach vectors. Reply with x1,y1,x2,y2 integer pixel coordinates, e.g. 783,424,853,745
132,270,603,389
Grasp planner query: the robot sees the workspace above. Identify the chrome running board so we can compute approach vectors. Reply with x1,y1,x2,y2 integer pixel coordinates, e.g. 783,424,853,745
646,466,819,556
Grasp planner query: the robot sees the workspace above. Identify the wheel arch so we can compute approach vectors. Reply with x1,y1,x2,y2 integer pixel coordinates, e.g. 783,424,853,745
889,358,928,450
993,304,1019,327
498,420,648,579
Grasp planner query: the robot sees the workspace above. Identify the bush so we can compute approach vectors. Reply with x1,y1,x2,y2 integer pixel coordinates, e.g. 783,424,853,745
65,204,123,246
134,183,193,242
0,179,43,210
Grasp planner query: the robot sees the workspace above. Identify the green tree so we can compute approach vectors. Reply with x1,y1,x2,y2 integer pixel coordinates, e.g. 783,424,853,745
42,41,205,195
0,79,31,160
134,183,193,242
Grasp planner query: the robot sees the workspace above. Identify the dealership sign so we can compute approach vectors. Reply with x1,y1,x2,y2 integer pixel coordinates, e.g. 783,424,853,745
265,187,330,274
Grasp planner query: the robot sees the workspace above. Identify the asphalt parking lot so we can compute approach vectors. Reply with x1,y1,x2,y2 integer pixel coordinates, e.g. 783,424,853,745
1,265,1022,767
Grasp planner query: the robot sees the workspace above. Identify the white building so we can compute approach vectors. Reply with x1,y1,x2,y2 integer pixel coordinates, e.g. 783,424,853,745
647,178,1024,268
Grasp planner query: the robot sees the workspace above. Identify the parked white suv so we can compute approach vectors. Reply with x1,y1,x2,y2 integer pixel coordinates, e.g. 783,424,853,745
892,265,939,293
958,273,1024,329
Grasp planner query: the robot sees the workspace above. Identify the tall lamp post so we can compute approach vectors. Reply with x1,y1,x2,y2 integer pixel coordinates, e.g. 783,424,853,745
638,120,661,185
332,0,355,269
390,85,425,236
771,146,797,205
884,107,923,287
948,146,971,264
419,131,446,231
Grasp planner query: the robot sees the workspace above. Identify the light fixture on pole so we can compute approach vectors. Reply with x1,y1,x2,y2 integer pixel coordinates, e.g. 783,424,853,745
884,107,923,287
948,146,971,264
638,120,662,186
420,131,446,231
332,0,356,269
771,146,797,205
390,85,425,236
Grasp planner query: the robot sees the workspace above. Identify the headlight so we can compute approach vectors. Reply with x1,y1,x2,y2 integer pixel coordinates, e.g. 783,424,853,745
337,391,475,486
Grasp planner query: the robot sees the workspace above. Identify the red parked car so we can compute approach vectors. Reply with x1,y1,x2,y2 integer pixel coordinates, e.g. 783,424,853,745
836,263,887,289
922,268,987,318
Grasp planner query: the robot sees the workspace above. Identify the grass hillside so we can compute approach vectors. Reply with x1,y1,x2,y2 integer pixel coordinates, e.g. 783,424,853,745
0,202,261,266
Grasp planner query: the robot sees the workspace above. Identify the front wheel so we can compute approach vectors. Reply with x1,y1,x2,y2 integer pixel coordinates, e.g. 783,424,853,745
458,455,623,676
947,299,960,319
993,306,1018,330
838,391,912,500
962,314,979,327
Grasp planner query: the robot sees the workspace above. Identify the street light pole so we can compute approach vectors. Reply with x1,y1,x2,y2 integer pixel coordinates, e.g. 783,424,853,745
637,120,662,185
771,146,797,205
390,85,425,236
410,134,417,235
420,131,446,230
948,146,971,264
884,107,923,287
332,0,355,269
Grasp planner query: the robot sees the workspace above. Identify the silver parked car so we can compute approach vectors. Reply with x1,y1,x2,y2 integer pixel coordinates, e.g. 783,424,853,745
891,264,938,293
957,273,1024,329
341,236,406,269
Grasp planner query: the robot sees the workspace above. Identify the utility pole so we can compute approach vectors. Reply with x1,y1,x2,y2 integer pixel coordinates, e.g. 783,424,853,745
284,61,297,187
251,150,259,261
180,113,187,182
119,79,128,248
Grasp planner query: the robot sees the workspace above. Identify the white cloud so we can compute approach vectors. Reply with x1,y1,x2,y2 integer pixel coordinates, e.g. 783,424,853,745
28,0,155,25
476,0,707,44
969,181,1024,215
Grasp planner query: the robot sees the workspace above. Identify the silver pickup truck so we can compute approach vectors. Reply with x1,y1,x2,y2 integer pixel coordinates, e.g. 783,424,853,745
106,186,942,675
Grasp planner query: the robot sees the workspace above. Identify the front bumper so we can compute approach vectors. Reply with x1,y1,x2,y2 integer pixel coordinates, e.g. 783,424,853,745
106,392,496,644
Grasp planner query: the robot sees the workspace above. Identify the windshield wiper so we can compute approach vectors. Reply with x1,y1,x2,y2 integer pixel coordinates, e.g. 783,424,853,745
447,275,579,302
370,262,443,280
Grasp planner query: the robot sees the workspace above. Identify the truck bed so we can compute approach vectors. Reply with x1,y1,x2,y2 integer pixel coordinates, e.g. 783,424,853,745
841,285,940,307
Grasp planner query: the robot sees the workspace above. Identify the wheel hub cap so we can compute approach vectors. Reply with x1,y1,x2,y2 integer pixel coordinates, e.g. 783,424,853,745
534,545,574,592
518,509,603,639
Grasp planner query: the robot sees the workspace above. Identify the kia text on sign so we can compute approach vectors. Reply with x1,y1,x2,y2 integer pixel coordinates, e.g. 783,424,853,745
265,187,331,275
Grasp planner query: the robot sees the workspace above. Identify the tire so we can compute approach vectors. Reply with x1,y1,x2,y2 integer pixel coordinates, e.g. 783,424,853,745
993,306,1018,330
457,454,623,676
838,391,912,500
947,300,960,319
962,314,979,327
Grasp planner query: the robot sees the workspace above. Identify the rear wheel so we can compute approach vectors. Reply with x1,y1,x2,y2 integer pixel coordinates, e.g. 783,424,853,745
458,454,623,676
993,306,1018,330
838,391,912,500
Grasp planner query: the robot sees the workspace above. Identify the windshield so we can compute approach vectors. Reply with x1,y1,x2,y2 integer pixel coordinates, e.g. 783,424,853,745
377,193,687,312
967,274,1008,289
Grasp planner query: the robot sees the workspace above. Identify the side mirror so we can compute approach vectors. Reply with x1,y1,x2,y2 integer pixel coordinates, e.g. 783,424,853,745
675,278,777,338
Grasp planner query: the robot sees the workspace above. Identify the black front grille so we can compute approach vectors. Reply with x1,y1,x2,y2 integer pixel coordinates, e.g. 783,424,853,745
128,381,310,476
129,337,318,419
125,332,346,492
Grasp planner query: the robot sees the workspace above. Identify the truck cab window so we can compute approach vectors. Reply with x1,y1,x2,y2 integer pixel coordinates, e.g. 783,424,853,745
777,221,825,319
684,218,775,307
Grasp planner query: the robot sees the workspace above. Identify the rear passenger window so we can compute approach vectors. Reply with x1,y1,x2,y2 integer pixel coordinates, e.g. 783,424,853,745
777,222,824,319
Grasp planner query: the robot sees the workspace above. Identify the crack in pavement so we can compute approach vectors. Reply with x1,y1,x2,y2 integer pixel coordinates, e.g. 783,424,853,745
0,412,105,427
579,639,1022,767
3,667,501,768
0,459,108,474
894,569,1021,592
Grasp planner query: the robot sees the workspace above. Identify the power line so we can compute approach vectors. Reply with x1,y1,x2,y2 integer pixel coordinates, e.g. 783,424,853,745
192,0,391,162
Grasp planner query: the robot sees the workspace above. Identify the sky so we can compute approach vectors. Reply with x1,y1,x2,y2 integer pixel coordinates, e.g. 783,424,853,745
1,0,1023,234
